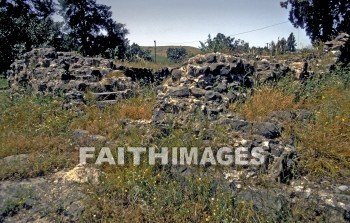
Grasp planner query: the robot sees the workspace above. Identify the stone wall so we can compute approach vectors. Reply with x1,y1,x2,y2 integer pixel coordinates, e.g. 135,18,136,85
6,48,170,108
6,33,349,108
324,33,350,65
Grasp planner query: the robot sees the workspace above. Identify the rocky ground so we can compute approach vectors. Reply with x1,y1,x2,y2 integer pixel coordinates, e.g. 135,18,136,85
0,164,101,222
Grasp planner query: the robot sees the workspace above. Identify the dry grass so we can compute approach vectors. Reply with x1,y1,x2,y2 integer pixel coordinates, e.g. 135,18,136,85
0,88,155,179
105,70,125,78
232,87,302,122
0,95,77,179
296,87,350,178
116,97,155,120
231,68,350,179
70,89,155,139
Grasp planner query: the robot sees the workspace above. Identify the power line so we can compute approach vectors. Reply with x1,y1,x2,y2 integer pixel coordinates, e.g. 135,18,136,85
228,21,289,37
157,21,289,46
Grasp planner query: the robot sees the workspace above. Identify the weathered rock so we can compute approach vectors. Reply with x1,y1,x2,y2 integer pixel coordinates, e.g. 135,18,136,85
0,154,29,165
324,33,350,65
72,129,107,144
190,87,206,97
205,91,222,102
54,164,102,184
168,86,190,97
269,146,297,182
253,122,280,139
171,69,182,82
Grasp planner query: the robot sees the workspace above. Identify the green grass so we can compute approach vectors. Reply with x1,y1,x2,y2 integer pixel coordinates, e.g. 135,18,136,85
0,78,8,89
141,45,202,59
0,87,156,180
81,165,277,222
0,92,78,180
233,65,350,180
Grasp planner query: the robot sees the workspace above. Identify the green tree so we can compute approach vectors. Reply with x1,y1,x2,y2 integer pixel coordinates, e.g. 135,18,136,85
270,41,276,56
200,33,249,53
287,33,297,52
0,0,59,75
281,0,350,42
58,0,129,58
200,33,234,53
125,43,152,62
276,37,288,54
166,47,188,63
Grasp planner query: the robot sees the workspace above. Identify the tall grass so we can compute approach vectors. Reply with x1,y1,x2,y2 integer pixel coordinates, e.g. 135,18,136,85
232,87,301,122
0,93,77,179
233,66,350,179
70,88,156,140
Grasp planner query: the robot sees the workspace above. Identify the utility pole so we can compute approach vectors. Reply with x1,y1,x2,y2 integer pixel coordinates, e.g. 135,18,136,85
154,40,157,63
298,28,300,50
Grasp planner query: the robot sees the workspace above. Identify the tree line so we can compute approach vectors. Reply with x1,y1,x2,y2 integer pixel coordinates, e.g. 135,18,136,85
0,0,151,75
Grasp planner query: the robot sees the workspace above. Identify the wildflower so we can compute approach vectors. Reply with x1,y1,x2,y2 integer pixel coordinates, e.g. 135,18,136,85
322,96,326,100
342,118,346,122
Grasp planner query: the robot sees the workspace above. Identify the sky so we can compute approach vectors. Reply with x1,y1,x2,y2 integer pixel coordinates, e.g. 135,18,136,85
96,0,311,48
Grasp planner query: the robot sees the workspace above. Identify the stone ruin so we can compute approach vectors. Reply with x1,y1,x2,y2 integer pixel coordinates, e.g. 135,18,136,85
7,33,349,109
324,33,350,65
4,34,350,220
6,48,170,108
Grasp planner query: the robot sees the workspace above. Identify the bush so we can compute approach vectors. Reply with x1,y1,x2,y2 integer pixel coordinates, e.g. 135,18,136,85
166,47,188,63
199,33,249,54
125,43,152,62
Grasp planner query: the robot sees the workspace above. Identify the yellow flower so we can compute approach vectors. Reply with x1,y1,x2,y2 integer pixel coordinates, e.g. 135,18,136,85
322,96,326,100
342,118,346,122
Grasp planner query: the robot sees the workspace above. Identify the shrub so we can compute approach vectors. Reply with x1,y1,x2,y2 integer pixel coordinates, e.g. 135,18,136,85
166,47,188,63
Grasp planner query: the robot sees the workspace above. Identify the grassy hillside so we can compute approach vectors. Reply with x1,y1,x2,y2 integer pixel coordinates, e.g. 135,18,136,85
141,46,202,62
115,46,202,69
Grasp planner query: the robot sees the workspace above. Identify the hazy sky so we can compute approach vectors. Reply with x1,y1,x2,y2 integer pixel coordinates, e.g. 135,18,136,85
96,0,311,48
